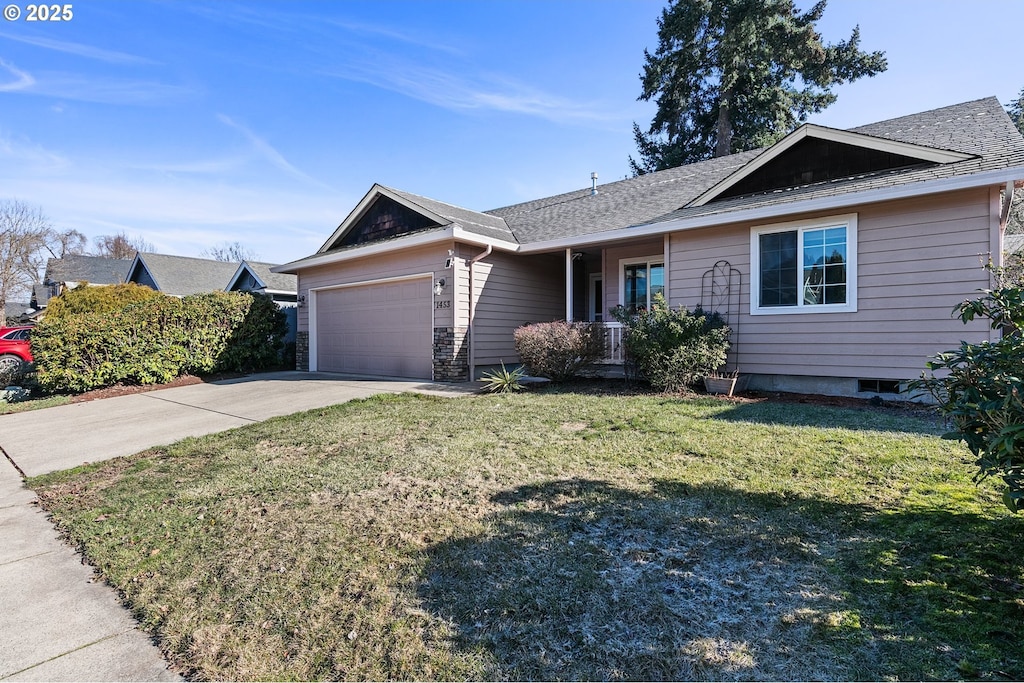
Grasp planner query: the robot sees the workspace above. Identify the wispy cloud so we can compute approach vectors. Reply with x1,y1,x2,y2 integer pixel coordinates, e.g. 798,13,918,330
217,114,331,189
0,33,155,64
5,171,344,261
15,73,196,105
320,18,464,57
0,59,33,91
0,129,68,170
324,59,620,126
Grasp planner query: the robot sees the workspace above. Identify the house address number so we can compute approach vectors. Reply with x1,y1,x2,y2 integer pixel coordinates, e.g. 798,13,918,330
434,300,451,309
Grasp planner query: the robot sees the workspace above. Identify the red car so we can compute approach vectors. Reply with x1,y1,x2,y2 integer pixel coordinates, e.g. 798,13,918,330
0,325,33,373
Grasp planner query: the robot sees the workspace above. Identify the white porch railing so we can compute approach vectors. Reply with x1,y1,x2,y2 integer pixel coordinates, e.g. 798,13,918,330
598,322,625,364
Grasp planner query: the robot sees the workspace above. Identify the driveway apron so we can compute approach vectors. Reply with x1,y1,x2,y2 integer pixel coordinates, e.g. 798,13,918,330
0,371,478,681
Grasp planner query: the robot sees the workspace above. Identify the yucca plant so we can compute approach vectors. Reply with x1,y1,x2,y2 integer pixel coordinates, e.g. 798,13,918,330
481,362,526,393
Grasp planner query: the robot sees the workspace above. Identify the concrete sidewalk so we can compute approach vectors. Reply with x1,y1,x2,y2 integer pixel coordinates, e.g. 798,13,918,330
0,372,478,681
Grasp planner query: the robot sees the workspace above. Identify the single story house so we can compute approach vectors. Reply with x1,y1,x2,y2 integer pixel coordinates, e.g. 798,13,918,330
226,260,299,342
27,255,133,318
127,252,299,340
127,253,243,297
274,97,1024,397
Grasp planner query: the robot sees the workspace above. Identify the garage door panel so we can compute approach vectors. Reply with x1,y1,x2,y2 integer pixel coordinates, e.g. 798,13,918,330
315,279,432,379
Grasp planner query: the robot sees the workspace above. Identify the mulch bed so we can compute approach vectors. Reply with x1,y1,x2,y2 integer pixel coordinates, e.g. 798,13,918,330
68,373,246,403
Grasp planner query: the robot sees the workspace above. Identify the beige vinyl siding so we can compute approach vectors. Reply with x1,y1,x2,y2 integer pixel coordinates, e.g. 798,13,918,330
667,189,996,381
296,243,453,335
464,250,564,366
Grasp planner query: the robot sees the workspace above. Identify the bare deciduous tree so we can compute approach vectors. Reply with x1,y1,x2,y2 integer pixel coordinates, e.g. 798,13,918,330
0,200,55,316
93,231,155,259
201,241,259,262
47,228,89,259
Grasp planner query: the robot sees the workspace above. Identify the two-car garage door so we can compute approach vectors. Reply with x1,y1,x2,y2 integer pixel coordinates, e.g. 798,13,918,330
315,277,433,379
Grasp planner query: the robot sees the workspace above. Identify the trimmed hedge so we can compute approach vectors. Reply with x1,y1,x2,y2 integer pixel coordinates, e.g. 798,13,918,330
45,282,164,319
32,291,287,393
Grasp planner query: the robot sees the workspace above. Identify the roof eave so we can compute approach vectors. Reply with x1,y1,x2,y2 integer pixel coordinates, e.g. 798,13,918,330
274,226,520,273
126,253,161,291
519,166,1024,254
225,262,266,292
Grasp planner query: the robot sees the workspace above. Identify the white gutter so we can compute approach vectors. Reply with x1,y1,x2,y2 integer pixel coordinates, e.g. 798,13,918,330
272,226,519,274
519,166,1024,254
468,244,492,380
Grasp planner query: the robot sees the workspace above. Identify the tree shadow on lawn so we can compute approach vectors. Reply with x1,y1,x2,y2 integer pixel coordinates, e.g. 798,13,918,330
705,398,946,436
417,478,1024,681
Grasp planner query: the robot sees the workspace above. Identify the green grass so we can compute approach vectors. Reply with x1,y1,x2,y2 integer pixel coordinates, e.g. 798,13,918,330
29,390,1024,681
0,393,70,414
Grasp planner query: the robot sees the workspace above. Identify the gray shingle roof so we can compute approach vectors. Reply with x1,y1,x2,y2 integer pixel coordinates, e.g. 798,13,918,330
243,261,297,293
649,97,1024,227
487,151,762,243
383,186,518,243
299,97,1024,261
132,253,241,297
45,255,132,286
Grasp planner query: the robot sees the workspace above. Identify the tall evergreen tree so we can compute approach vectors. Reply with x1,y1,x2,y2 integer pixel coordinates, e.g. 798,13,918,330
1006,87,1024,136
631,0,887,174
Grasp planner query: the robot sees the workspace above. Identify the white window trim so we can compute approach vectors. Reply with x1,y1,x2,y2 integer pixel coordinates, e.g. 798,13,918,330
750,213,858,315
618,255,665,309
588,273,603,322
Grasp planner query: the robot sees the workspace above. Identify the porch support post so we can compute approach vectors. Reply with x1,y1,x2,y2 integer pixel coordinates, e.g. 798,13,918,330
565,248,573,321
664,233,671,306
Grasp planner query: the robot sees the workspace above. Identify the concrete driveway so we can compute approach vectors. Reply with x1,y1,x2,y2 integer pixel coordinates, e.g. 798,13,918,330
0,371,478,681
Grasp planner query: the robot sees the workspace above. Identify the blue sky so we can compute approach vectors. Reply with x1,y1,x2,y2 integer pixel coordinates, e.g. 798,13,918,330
0,0,1020,264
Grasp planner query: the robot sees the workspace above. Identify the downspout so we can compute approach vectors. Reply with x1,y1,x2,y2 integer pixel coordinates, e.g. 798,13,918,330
467,244,492,380
565,248,573,321
999,180,1014,230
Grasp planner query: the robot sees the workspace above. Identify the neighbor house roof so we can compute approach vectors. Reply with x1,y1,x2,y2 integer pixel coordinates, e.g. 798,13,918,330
45,255,132,286
227,261,298,294
279,97,1024,271
127,253,241,297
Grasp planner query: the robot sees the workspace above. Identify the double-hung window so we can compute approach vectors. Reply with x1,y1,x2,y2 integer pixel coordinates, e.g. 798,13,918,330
751,214,857,315
620,257,664,313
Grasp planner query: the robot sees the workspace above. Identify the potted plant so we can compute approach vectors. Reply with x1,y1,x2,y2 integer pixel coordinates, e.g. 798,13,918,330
703,370,746,397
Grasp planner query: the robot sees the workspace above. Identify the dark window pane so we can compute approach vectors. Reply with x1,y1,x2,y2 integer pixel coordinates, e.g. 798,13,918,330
760,232,797,307
825,284,847,304
825,264,846,285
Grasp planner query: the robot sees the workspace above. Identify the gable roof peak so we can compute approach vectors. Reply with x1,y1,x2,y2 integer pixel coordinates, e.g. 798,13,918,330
688,118,978,207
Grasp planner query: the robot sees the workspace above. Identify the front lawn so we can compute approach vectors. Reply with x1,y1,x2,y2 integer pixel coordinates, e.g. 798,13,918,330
30,391,1024,681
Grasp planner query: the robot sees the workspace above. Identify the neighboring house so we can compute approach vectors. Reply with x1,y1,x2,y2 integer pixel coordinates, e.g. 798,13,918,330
28,255,133,317
4,301,31,325
126,252,299,341
126,252,242,296
274,97,1024,397
227,260,299,342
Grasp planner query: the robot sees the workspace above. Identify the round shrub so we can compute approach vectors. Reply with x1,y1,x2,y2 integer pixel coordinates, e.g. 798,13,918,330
611,295,730,393
513,321,606,381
